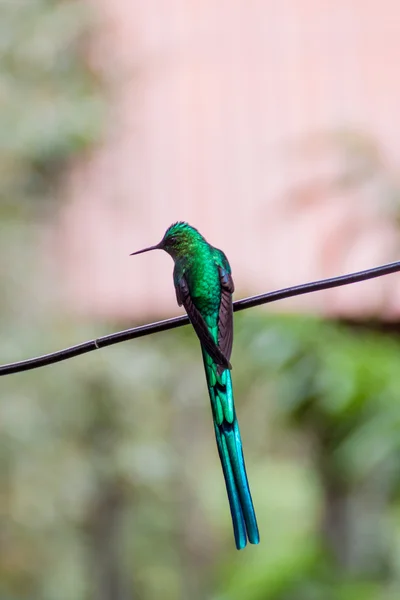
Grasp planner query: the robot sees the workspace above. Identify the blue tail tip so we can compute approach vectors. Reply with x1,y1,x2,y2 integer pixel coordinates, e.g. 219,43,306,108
235,534,260,550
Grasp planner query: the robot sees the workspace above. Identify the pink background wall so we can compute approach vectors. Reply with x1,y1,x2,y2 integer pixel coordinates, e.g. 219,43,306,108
59,1,400,319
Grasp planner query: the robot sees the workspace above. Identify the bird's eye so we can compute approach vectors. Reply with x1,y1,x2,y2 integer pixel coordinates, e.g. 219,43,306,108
169,236,177,244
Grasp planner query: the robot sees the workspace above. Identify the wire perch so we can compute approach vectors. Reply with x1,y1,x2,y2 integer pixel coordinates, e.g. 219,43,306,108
1,259,400,376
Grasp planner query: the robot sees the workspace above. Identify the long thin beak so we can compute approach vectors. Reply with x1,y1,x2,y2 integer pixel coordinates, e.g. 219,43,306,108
130,243,161,256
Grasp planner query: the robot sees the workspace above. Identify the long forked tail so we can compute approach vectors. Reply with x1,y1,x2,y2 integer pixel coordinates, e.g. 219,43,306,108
202,350,259,549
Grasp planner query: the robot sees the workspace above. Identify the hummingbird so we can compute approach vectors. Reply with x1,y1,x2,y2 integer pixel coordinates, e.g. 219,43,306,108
130,222,259,549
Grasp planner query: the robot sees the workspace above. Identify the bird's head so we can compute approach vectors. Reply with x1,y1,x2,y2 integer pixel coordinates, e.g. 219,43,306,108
130,222,204,261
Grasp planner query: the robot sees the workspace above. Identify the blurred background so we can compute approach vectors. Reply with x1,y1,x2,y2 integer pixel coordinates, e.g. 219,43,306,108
2,1,400,599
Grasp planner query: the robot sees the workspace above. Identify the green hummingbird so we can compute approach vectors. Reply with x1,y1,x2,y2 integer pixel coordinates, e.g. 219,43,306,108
130,222,259,549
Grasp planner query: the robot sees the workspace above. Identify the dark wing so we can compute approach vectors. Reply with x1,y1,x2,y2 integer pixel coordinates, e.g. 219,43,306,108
217,266,235,362
176,276,231,369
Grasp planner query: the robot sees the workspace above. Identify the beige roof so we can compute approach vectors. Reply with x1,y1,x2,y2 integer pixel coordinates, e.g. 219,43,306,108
59,0,400,320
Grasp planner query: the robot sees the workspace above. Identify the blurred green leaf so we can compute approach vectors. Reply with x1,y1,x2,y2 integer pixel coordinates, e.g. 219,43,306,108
0,0,103,212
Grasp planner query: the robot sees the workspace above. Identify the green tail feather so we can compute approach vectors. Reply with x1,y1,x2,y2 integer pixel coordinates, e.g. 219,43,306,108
202,349,259,550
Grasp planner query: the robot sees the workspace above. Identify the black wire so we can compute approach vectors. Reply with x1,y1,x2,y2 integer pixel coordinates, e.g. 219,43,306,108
1,259,400,376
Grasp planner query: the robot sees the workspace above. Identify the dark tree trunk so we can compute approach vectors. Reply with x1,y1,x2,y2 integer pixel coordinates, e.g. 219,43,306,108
89,483,130,600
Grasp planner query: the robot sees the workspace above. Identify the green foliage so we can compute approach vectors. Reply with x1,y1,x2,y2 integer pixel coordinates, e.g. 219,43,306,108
0,0,103,213
3,312,400,599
